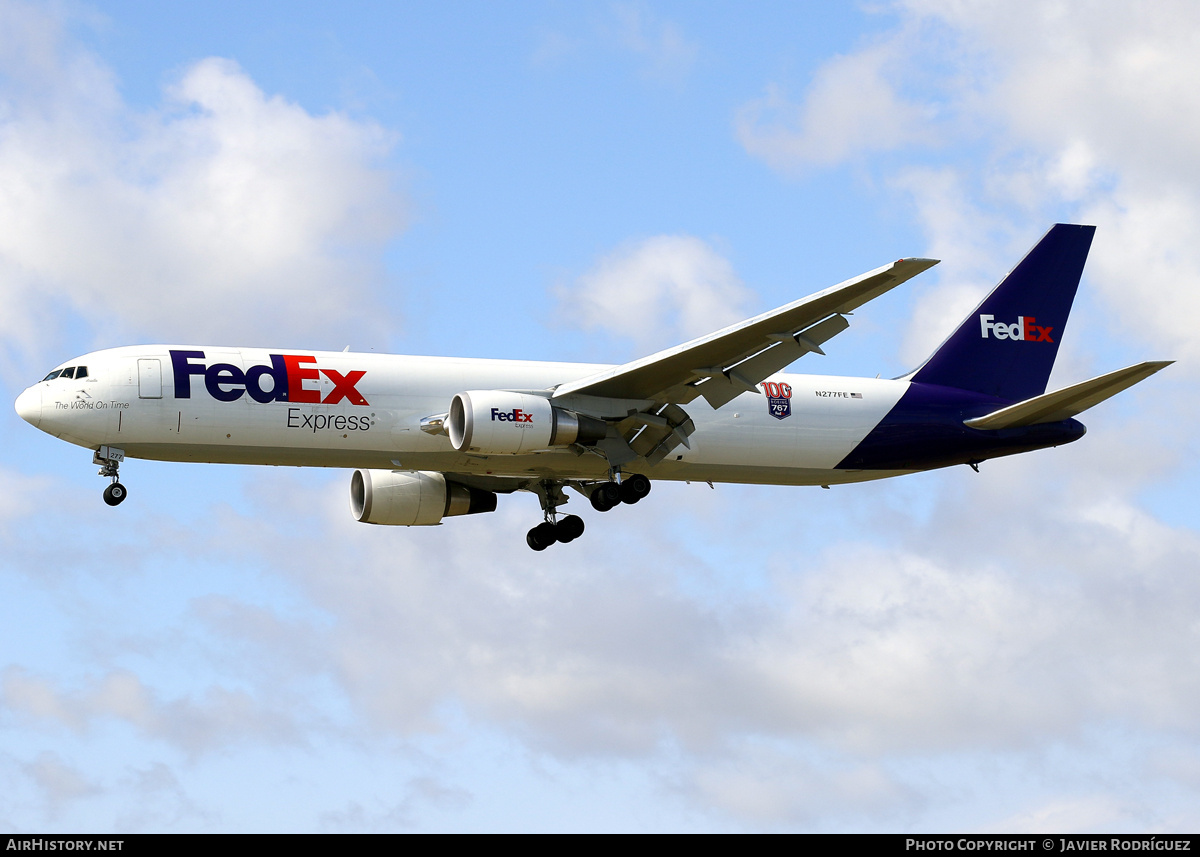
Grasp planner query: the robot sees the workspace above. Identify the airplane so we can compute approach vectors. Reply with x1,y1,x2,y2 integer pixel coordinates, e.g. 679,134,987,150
13,224,1171,550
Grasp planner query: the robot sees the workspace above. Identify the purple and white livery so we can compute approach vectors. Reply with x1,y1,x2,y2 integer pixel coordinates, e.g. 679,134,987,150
15,225,1172,550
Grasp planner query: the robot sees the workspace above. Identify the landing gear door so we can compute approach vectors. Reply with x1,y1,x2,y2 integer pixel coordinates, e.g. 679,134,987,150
137,358,162,399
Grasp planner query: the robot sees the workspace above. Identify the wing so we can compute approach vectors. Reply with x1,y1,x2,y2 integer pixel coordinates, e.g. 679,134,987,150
554,257,938,409
550,256,938,464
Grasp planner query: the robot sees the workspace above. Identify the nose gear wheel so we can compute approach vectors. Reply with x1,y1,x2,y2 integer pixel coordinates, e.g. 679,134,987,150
94,446,128,507
103,482,127,506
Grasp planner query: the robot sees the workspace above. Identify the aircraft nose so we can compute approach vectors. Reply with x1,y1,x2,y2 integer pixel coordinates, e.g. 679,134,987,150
14,385,41,428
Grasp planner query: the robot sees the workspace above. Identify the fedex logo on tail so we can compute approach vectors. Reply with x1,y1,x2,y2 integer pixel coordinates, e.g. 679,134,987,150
979,314,1054,342
170,350,369,405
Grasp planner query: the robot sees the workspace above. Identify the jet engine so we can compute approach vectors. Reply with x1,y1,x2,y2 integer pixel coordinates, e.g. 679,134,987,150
350,469,497,526
447,390,606,454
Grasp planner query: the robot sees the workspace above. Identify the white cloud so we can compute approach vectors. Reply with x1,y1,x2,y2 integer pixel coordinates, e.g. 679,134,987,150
0,5,404,360
320,778,471,831
115,763,210,831
532,5,698,85
124,456,1199,761
3,669,82,730
610,4,699,84
1080,193,1200,364
947,0,1200,365
736,39,936,172
0,468,54,529
206,452,1200,828
2,666,303,757
553,234,755,356
983,794,1148,835
887,167,1018,367
23,752,100,819
5,432,1200,828
738,0,1200,370
682,743,910,825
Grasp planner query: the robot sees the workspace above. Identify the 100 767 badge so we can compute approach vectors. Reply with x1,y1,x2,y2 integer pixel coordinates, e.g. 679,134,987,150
763,381,792,420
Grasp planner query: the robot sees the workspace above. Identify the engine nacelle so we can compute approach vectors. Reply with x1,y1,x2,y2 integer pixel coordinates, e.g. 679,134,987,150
447,390,607,454
350,469,497,526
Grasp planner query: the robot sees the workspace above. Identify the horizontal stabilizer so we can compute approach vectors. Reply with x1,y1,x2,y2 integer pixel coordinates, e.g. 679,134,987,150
963,361,1173,430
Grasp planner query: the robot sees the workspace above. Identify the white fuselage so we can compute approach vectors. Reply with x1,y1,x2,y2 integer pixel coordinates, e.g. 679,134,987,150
16,345,915,486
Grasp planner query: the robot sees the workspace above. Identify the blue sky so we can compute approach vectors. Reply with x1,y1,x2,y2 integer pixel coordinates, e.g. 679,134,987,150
2,0,1199,832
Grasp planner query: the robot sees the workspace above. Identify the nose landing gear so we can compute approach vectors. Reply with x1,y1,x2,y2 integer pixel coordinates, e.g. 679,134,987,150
103,482,127,506
94,446,127,507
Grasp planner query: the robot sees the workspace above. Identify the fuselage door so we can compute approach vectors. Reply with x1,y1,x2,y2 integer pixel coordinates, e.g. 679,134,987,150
137,358,162,399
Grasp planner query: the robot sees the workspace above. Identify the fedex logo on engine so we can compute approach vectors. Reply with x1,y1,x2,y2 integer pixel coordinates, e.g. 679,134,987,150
491,408,533,423
170,350,369,405
979,314,1054,342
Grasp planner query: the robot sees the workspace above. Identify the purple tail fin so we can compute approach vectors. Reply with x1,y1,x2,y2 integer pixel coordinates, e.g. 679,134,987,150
910,223,1095,402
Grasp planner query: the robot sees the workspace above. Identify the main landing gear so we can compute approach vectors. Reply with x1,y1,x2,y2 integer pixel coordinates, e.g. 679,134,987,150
525,479,585,551
526,514,585,551
525,474,652,551
588,473,651,511
94,445,127,507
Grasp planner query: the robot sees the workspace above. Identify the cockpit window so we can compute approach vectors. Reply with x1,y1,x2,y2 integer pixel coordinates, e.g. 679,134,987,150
40,366,88,382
